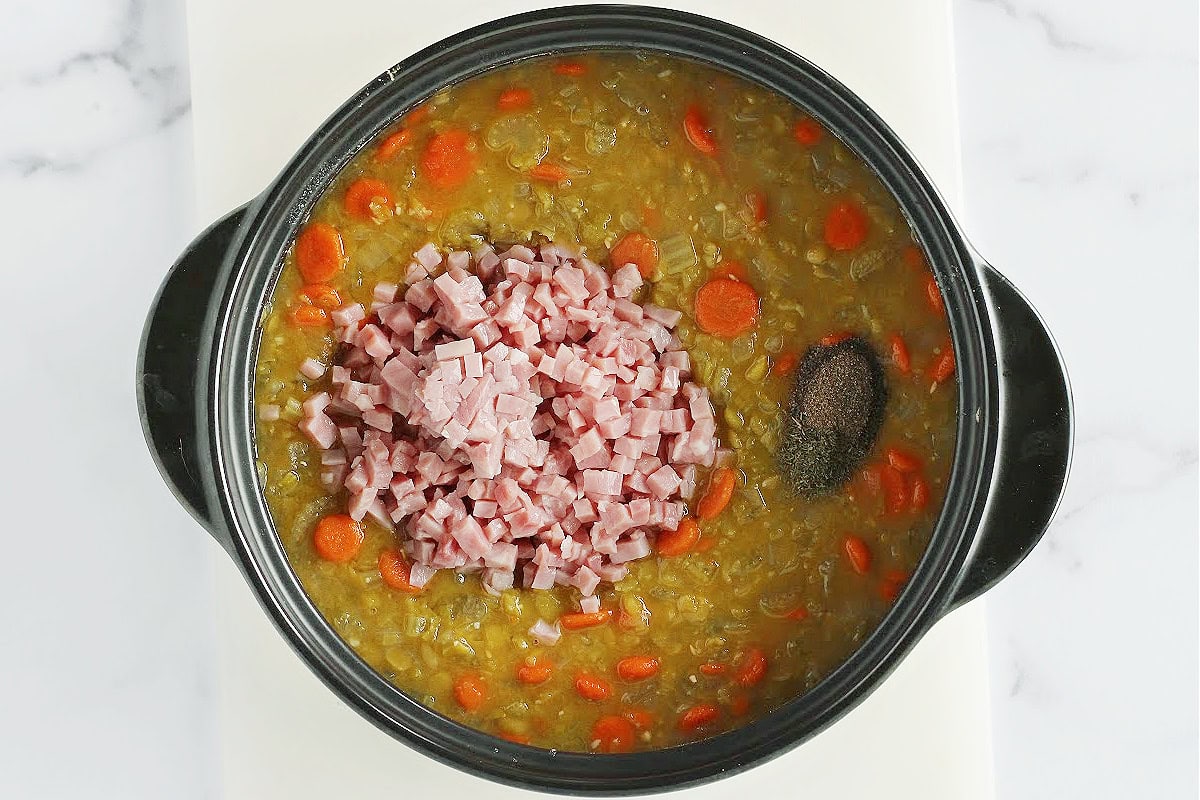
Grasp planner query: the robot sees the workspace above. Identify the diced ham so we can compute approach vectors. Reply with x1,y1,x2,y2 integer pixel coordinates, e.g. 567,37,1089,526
646,464,682,499
299,358,325,380
529,618,561,645
414,242,442,271
302,240,716,596
299,412,337,449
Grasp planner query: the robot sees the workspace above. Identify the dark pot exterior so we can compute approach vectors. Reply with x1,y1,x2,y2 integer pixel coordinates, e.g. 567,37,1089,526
137,6,1072,794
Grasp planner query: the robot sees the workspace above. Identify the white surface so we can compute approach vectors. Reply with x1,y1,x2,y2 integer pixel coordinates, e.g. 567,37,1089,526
0,0,1195,798
186,1,991,798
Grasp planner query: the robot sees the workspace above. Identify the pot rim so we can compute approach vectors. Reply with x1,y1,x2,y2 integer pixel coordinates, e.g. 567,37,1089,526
199,5,998,794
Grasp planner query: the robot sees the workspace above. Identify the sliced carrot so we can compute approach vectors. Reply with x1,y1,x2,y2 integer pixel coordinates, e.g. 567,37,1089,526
516,655,554,685
497,87,533,111
453,673,487,712
925,275,945,315
609,232,659,279
910,475,930,511
405,105,430,125
559,609,612,630
824,206,869,251
785,606,810,621
498,731,531,745
529,162,569,183
378,549,421,593
299,283,341,311
729,694,751,717
844,535,873,575
623,708,656,730
929,349,956,384
616,656,661,682
880,569,909,603
678,704,720,732
693,536,717,553
553,61,587,76
375,128,413,162
421,129,476,189
294,222,345,282
734,647,768,687
824,201,869,251
771,351,799,377
683,105,718,155
714,258,748,281
699,662,726,676
902,244,925,269
886,447,923,474
889,333,912,374
819,330,854,346
574,671,612,702
312,514,364,563
290,305,329,328
592,715,636,753
793,118,823,146
694,277,759,338
656,518,700,557
696,467,736,520
343,177,393,221
746,191,767,224
881,465,909,515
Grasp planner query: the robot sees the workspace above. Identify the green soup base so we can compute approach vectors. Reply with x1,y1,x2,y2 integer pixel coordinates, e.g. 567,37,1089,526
254,51,957,752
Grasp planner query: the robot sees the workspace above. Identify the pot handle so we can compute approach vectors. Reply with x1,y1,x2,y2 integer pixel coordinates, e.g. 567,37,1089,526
137,206,248,554
947,261,1074,609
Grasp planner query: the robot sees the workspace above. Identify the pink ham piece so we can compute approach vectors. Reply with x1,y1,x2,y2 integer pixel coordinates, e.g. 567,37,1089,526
292,240,722,597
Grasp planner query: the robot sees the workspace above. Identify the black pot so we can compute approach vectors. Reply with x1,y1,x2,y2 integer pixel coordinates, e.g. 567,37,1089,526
137,6,1071,794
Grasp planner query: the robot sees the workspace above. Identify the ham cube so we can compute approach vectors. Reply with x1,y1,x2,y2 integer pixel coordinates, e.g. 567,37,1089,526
646,464,682,499
299,412,337,449
630,408,662,437
435,338,475,361
582,469,622,496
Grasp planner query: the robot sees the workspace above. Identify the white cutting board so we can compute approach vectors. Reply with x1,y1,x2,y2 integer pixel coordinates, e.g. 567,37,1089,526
186,2,993,797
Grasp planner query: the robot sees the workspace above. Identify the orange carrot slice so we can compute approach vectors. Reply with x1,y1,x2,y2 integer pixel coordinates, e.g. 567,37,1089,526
574,672,612,701
793,118,823,146
683,105,718,155
843,535,873,574
378,549,421,593
823,200,869,250
735,647,768,687
497,87,533,111
616,656,661,682
696,468,736,520
421,129,476,189
678,704,720,732
344,178,393,221
375,128,413,162
454,673,487,712
295,222,345,282
609,232,659,279
694,277,759,338
516,655,554,685
559,609,613,630
656,518,700,557
592,715,636,753
312,514,363,563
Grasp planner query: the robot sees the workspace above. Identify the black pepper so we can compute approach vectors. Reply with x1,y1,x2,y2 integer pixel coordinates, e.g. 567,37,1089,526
778,336,887,494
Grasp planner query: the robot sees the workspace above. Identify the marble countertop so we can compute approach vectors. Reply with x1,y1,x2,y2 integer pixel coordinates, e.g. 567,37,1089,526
1,0,1195,797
